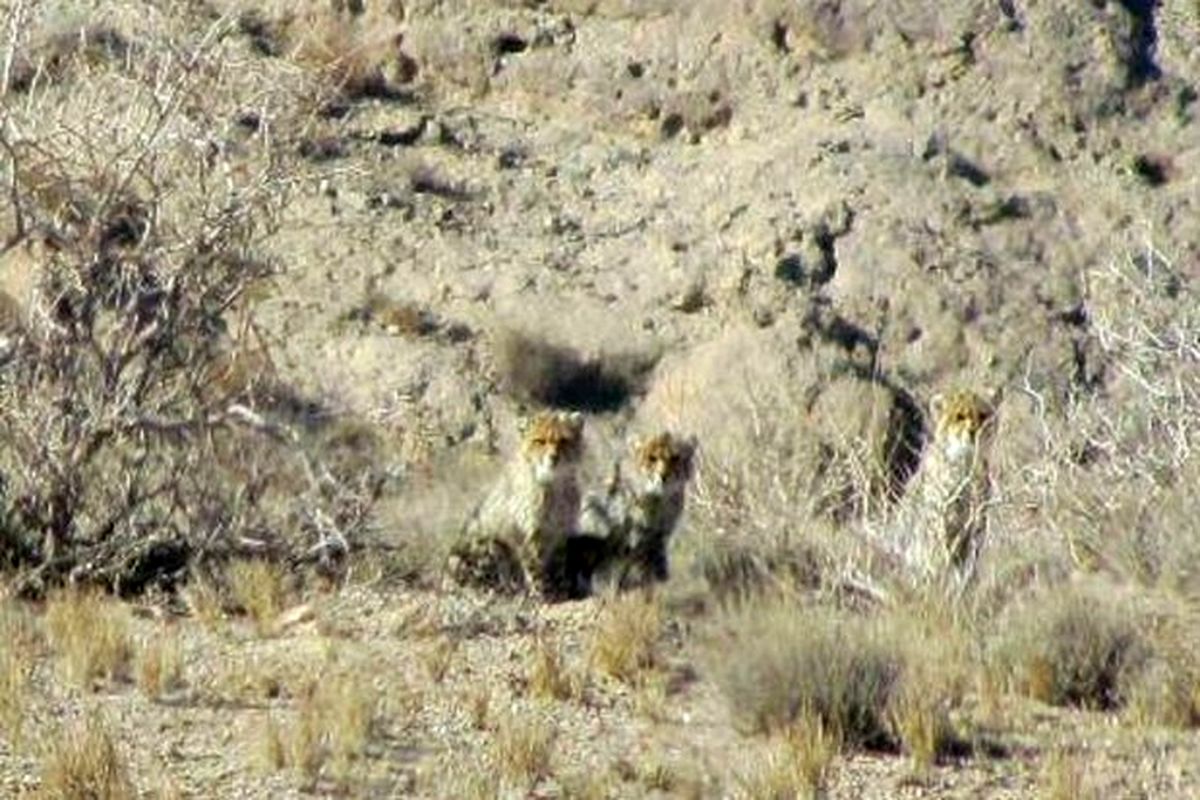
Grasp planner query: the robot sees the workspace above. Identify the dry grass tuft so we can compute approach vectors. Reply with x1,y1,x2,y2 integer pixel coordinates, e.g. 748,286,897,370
890,682,956,773
36,711,136,800
181,572,226,630
559,769,614,800
228,559,289,636
259,713,287,774
438,758,499,800
462,684,491,730
280,662,380,787
529,635,581,702
1041,746,1099,800
423,635,459,683
45,589,133,689
889,606,969,770
136,626,184,700
634,671,670,722
590,592,662,683
734,710,840,800
1124,653,1200,729
493,709,554,788
0,602,38,747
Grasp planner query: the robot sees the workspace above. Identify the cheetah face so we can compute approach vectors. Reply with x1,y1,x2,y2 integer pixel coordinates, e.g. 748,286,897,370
630,433,697,498
520,410,585,484
930,390,993,461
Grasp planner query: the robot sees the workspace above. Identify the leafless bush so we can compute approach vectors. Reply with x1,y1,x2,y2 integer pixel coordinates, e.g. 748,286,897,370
0,10,385,596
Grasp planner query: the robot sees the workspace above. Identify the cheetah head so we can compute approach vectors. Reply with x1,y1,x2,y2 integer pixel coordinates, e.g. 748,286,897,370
630,432,697,499
520,410,585,484
930,389,994,460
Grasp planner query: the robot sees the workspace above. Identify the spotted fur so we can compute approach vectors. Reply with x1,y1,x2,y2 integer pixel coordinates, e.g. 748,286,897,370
447,411,585,598
574,432,697,594
901,389,996,584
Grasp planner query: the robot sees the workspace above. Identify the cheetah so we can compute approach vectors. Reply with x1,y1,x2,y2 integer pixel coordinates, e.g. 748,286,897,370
446,410,585,599
571,432,698,596
899,388,996,587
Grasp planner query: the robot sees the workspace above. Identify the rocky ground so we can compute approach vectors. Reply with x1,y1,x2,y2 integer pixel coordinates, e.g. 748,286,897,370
2,0,1200,797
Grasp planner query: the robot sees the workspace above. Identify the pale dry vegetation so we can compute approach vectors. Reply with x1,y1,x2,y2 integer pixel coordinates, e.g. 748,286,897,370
261,653,381,790
44,588,133,689
707,601,902,745
0,602,37,747
1,0,1198,796
35,712,135,800
733,711,839,800
589,591,662,683
0,4,389,606
528,633,583,702
492,708,554,789
228,558,290,636
135,625,184,699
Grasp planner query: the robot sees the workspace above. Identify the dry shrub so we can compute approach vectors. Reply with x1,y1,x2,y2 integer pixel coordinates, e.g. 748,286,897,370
0,11,385,600
493,709,554,788
136,626,183,699
590,592,661,683
0,602,38,746
674,352,914,601
558,769,613,800
259,714,287,774
45,589,132,688
228,559,289,635
36,711,136,800
180,571,225,629
734,710,839,800
529,635,580,702
1041,746,1099,800
238,0,412,102
284,662,380,787
705,600,960,751
422,635,458,683
462,685,491,730
993,581,1149,711
1124,652,1200,729
980,238,1200,609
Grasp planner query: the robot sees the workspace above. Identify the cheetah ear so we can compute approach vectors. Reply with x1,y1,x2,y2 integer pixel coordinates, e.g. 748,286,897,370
564,411,584,433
